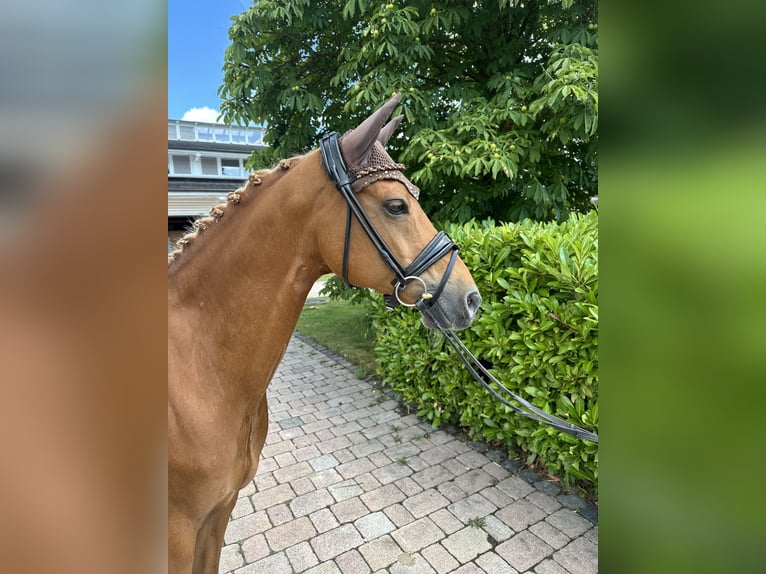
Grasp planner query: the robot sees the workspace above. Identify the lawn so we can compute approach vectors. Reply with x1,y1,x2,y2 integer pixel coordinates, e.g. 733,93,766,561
295,299,377,377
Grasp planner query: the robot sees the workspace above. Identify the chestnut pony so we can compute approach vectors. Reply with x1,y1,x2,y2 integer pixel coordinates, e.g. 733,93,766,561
168,95,480,573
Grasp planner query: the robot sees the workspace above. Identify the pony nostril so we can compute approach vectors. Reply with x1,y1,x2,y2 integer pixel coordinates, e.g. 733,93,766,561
465,290,482,314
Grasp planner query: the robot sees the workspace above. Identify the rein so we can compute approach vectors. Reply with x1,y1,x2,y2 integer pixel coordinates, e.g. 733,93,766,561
320,132,598,444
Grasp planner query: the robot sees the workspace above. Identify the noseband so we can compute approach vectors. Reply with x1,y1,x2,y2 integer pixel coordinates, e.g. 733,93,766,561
320,132,598,443
320,132,458,309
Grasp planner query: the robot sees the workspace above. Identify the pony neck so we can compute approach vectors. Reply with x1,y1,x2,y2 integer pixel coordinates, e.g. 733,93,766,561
168,154,327,398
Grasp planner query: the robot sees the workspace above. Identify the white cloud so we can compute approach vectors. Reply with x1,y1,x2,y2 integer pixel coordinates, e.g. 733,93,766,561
180,106,221,123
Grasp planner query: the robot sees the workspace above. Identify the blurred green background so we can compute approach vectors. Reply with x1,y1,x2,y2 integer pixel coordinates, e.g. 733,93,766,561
601,0,765,571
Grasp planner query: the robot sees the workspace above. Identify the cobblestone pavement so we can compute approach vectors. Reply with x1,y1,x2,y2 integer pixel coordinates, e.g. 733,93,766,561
220,335,597,574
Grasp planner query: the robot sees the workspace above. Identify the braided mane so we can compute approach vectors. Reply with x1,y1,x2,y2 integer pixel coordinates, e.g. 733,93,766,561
168,157,298,267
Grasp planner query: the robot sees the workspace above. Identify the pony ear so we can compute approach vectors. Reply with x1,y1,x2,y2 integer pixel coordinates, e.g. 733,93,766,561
341,93,401,167
377,115,403,147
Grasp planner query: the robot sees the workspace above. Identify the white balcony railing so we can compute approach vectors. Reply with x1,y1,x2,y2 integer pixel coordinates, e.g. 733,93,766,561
168,120,266,147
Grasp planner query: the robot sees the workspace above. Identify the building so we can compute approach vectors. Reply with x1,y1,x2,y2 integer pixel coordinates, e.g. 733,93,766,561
168,119,267,232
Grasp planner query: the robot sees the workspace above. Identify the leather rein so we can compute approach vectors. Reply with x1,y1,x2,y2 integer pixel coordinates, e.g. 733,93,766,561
320,132,598,443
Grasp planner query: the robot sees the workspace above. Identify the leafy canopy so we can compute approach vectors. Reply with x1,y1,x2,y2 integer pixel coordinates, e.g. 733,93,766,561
219,0,598,222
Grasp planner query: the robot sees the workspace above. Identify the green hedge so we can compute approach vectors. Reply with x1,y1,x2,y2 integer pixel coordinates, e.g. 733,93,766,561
367,212,598,489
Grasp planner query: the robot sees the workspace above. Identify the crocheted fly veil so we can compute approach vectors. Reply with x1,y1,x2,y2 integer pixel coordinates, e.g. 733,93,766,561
339,94,420,199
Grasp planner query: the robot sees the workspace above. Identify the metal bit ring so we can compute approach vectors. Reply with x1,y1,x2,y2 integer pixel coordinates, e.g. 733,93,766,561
394,276,430,307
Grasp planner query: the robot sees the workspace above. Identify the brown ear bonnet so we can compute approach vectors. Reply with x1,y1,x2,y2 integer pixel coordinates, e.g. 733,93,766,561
339,94,420,199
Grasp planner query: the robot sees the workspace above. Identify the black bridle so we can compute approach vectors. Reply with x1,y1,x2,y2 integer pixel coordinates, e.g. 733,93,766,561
320,132,598,443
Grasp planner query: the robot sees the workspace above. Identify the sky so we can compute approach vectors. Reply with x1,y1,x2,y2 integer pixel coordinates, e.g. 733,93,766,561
168,0,251,122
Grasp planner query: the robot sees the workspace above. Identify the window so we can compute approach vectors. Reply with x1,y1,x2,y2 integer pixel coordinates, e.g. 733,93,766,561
213,128,229,143
221,158,242,177
172,155,192,174
196,126,213,142
247,130,264,146
179,125,196,140
230,129,246,144
201,157,218,175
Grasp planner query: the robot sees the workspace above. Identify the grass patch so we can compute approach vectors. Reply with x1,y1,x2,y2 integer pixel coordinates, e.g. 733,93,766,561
296,299,377,377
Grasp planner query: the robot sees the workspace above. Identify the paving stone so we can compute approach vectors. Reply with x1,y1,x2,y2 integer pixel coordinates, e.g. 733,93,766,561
372,461,413,485
231,496,253,519
496,499,547,531
496,475,535,500
534,558,569,574
496,530,554,572
456,450,492,469
391,516,444,553
451,468,496,495
368,451,392,468
358,534,403,571
309,454,340,472
354,471,382,492
331,497,370,524
355,511,396,540
403,488,450,518
304,562,342,574
286,541,319,572
336,549,372,574
388,552,437,574
218,544,244,574
447,493,497,523
546,508,592,538
430,508,464,535
441,458,473,477
383,503,415,527
238,480,256,497
481,485,514,509
450,563,484,574
241,533,269,563
224,511,272,544
481,461,510,481
527,490,563,514
273,461,313,484
266,503,293,526
530,521,571,550
233,551,290,574
556,493,588,511
265,516,317,552
422,543,459,574
327,479,364,502
394,476,422,498
581,504,598,525
420,444,459,465
442,526,492,563
275,451,297,468
308,468,343,489
482,514,514,543
310,523,365,562
411,465,455,489
293,444,322,462
534,480,562,497
360,483,405,512
553,537,598,574
248,483,295,512
290,476,316,496
337,457,375,479
350,438,385,458
290,489,335,517
310,507,340,533
437,480,468,503
476,551,516,574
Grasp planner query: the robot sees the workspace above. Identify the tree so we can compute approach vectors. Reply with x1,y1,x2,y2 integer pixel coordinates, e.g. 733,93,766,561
219,0,598,223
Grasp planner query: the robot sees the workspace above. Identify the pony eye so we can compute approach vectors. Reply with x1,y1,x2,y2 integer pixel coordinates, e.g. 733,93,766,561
385,199,408,216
